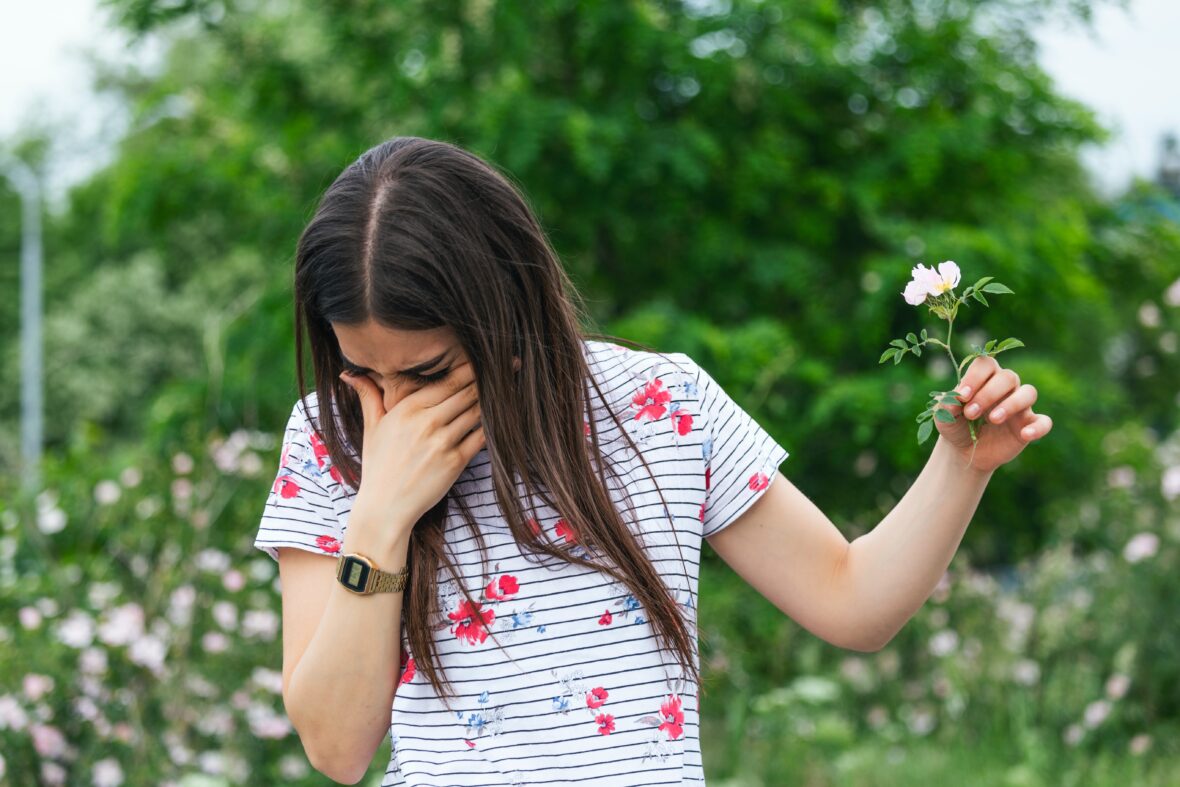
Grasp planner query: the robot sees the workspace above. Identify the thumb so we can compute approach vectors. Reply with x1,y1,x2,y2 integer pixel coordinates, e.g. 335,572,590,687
339,371,384,430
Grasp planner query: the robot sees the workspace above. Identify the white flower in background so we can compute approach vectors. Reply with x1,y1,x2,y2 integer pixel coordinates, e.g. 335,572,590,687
171,478,194,502
172,452,195,475
37,506,67,535
72,696,100,722
202,631,230,654
213,601,238,631
1165,276,1180,307
170,585,197,626
163,730,193,766
92,757,124,787
249,558,276,583
195,707,235,737
35,597,59,617
1163,465,1180,501
1063,723,1083,746
0,694,30,731
0,752,5,779
97,603,145,647
1105,673,1131,701
30,723,67,758
1011,659,1041,686
210,429,275,475
278,753,310,779
902,260,961,305
41,762,67,786
184,674,219,699
1106,465,1135,489
251,667,284,694
196,548,231,573
135,495,163,519
88,581,121,609
222,569,246,593
19,606,42,630
79,647,108,675
247,702,292,739
56,610,96,649
128,634,168,675
242,609,279,641
928,629,959,657
119,466,142,488
94,480,122,506
1129,733,1153,756
1123,532,1159,564
1083,699,1111,728
905,705,936,736
238,451,264,477
23,674,54,702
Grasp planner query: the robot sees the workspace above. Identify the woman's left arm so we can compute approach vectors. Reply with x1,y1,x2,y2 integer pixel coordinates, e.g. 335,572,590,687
706,355,1050,651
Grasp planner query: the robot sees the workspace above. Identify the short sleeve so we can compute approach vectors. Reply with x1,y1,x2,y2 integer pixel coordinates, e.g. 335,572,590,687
253,397,346,562
692,357,790,539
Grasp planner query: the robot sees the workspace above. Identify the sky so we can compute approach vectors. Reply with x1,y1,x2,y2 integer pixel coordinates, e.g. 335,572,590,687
1,0,1178,207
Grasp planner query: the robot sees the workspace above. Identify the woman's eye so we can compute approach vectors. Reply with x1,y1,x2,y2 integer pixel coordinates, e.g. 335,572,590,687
414,369,451,384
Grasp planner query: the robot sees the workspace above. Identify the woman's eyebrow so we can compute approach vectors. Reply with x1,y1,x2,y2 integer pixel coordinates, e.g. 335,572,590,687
340,350,450,377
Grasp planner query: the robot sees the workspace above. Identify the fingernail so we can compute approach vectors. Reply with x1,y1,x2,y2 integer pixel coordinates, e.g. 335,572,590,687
959,385,972,399
966,403,980,416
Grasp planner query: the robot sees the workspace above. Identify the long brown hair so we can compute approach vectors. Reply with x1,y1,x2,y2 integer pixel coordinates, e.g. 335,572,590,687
293,136,700,708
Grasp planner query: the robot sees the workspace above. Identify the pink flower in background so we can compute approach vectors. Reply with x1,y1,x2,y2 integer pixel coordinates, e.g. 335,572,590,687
1122,532,1159,564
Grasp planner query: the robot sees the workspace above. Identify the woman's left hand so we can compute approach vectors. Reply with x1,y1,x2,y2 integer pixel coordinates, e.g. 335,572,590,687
934,355,1053,473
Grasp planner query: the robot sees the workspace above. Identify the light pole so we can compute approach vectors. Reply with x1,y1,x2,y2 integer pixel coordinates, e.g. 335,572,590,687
1,155,44,496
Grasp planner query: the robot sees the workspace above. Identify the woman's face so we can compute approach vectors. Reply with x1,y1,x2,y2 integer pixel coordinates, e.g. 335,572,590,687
331,320,520,413
332,320,469,413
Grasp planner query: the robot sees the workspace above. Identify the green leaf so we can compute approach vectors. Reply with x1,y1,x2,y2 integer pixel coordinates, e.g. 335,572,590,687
934,408,956,424
981,282,1014,294
972,276,994,291
879,347,900,363
890,339,908,349
993,338,1025,353
920,328,928,341
906,332,918,345
972,291,990,307
917,419,934,444
893,352,904,365
917,409,934,422
912,344,922,357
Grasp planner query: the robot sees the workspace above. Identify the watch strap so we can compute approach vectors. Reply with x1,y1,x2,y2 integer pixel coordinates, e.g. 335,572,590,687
337,552,410,594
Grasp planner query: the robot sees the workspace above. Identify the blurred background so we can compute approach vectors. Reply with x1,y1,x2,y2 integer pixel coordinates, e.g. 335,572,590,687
1,0,1178,784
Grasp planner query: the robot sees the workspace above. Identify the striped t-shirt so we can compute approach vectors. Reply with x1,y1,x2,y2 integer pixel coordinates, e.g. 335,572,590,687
254,338,790,785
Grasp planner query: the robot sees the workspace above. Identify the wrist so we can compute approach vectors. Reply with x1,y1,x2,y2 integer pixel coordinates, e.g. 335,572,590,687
342,509,414,568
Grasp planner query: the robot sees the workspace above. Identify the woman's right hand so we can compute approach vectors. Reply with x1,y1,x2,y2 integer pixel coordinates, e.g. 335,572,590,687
339,360,485,540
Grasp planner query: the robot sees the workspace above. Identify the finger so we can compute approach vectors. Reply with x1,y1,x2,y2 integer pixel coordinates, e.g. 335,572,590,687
956,355,1001,402
961,367,1019,421
986,383,1038,426
340,371,385,430
1016,413,1052,442
415,359,477,408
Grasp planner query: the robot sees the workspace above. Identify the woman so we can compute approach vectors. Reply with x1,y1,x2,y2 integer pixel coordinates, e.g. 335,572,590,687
254,136,1051,785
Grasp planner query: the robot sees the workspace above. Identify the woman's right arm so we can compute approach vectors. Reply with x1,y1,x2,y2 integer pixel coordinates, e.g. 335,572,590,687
279,513,414,785
278,357,484,783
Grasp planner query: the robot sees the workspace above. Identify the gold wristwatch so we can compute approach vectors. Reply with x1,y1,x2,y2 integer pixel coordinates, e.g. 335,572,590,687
336,551,409,595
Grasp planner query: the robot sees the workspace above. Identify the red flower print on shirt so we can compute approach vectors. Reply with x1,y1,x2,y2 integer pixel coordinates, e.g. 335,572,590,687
704,465,712,491
584,419,591,437
327,465,343,484
632,378,672,422
400,656,416,685
464,739,476,748
528,518,542,536
669,406,694,436
698,502,706,522
485,574,520,602
659,694,685,740
307,429,330,468
586,687,609,709
596,713,615,735
316,535,341,553
273,476,300,499
599,609,613,626
748,472,770,492
555,519,577,543
449,599,495,645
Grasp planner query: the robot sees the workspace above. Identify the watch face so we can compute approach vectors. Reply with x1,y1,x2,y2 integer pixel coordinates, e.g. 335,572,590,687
340,556,371,592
